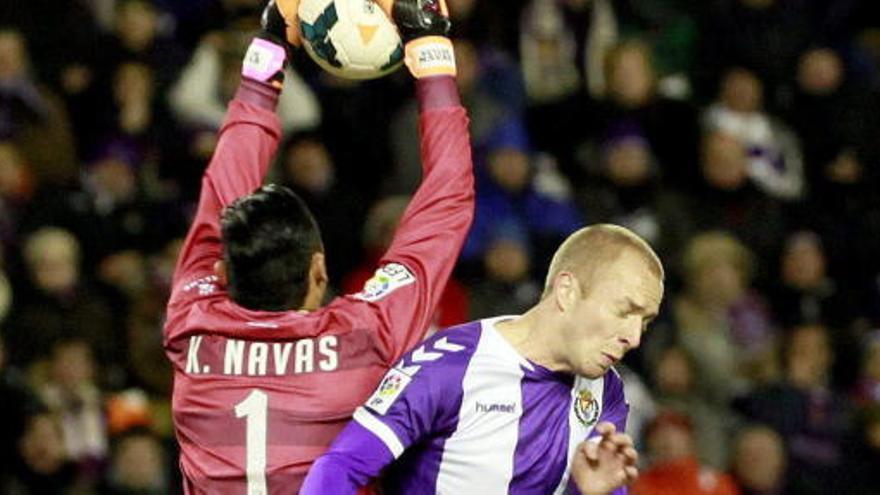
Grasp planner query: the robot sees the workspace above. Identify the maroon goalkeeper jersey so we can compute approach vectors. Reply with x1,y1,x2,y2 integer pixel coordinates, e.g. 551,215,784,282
164,77,473,494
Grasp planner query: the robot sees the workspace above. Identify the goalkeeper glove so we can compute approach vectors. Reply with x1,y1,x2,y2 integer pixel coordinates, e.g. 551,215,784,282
241,1,294,86
391,0,456,79
262,0,302,48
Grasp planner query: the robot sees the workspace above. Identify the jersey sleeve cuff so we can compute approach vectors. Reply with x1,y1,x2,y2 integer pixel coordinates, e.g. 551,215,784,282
235,78,281,111
353,407,406,458
416,75,460,111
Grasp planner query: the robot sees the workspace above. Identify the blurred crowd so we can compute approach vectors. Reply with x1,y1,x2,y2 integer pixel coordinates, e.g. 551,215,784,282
2,0,880,493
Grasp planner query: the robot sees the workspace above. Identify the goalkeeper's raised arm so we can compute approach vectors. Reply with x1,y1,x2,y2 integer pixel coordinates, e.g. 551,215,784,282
359,0,475,361
164,1,475,492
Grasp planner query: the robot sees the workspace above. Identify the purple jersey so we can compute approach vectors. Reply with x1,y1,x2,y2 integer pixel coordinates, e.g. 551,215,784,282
301,317,629,494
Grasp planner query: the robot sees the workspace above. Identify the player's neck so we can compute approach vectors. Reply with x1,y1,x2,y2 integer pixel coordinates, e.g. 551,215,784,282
495,307,569,373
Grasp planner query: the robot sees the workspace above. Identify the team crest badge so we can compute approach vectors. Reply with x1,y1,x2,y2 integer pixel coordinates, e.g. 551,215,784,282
574,389,600,426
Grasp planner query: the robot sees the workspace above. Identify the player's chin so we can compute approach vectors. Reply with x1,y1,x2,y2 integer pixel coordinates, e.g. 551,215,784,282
578,361,607,380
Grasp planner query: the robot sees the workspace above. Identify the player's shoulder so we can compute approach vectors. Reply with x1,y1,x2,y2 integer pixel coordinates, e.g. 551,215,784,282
396,321,484,374
362,322,483,415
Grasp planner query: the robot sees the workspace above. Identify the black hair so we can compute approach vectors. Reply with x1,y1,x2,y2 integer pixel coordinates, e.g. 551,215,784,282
220,184,323,311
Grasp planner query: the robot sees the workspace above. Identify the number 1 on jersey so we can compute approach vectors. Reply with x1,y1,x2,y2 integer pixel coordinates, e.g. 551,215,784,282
235,389,268,494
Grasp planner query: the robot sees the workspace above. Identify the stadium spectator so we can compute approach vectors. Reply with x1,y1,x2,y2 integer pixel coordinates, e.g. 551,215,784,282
168,26,320,139
575,123,692,273
518,0,585,164
81,62,167,164
735,324,855,495
586,39,700,191
787,47,879,199
38,339,108,488
650,345,734,468
3,410,76,494
126,238,181,396
703,67,804,201
688,131,788,260
462,120,582,272
303,225,660,494
519,0,581,106
0,29,78,187
769,231,856,329
17,138,187,271
784,47,880,289
102,428,170,495
468,223,541,319
5,228,119,374
671,232,778,404
693,0,859,109
632,411,740,495
730,425,787,495
100,0,186,88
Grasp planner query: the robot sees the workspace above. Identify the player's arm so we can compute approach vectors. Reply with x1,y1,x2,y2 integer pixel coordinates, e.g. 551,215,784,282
299,418,396,493
169,5,291,294
301,333,466,493
354,0,475,362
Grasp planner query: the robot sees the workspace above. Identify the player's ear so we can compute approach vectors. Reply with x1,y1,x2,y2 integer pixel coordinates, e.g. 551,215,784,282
310,252,328,288
213,260,228,286
554,272,578,312
300,252,328,311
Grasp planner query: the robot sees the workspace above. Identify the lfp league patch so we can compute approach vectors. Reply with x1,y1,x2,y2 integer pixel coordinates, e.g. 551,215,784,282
354,263,415,302
365,367,412,415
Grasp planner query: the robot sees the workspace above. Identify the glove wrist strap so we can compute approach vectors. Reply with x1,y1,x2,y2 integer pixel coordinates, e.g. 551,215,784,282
404,36,456,79
242,38,287,86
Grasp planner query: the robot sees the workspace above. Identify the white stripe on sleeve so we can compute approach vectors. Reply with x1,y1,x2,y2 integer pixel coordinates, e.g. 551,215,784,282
353,407,406,458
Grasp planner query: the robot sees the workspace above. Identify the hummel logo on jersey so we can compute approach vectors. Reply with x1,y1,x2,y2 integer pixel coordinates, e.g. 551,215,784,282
475,402,517,414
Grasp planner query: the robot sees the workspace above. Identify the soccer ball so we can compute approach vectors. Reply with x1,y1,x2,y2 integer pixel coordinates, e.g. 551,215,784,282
298,0,404,80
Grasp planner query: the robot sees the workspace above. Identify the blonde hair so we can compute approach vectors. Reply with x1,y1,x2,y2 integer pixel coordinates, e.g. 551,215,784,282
542,224,664,298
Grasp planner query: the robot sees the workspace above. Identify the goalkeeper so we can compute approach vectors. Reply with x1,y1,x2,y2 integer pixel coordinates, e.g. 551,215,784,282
163,0,473,492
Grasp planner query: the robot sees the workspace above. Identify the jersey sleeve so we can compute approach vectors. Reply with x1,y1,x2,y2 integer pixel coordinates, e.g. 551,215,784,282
299,421,394,494
300,330,474,493
169,79,282,304
348,76,474,364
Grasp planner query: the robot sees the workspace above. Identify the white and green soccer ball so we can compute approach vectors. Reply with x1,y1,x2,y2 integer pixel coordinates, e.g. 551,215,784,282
298,0,404,80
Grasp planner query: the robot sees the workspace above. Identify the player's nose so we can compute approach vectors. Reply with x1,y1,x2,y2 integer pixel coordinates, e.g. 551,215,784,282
619,323,642,351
